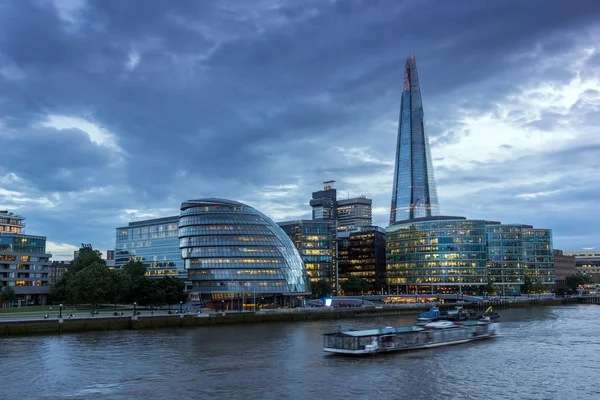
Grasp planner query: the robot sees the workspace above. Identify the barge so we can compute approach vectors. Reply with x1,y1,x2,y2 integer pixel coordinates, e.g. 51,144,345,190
323,320,499,355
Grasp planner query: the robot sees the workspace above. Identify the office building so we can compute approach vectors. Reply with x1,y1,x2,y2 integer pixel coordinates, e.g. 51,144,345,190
115,216,184,278
390,54,440,224
565,251,600,283
386,216,554,295
553,250,576,289
522,228,554,289
50,261,69,285
0,210,52,305
309,181,373,231
337,227,386,293
310,181,337,221
278,220,333,285
486,223,524,296
179,198,310,309
337,197,372,232
387,216,488,294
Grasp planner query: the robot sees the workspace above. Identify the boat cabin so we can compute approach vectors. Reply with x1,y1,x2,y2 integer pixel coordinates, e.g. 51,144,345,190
323,326,425,352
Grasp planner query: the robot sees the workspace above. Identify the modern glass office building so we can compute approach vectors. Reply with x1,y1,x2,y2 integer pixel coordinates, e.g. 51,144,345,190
486,223,524,295
386,216,555,295
0,210,52,305
115,216,184,279
523,228,554,289
179,199,310,309
278,220,333,285
387,216,488,294
338,227,387,293
390,54,440,223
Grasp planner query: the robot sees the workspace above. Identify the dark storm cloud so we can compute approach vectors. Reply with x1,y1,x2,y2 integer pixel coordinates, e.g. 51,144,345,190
1,0,600,255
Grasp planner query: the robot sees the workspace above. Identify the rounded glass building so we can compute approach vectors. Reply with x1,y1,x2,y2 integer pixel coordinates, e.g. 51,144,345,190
179,198,309,309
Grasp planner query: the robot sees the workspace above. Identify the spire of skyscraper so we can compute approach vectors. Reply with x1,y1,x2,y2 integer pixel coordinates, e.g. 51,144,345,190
390,54,440,224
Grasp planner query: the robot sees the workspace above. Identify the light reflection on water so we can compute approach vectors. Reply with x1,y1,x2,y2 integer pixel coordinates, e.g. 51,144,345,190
2,305,600,400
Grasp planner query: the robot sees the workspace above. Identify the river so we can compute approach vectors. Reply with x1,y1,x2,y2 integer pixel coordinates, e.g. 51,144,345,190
1,305,599,400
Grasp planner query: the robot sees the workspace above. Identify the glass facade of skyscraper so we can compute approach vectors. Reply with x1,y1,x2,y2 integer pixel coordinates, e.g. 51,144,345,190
338,227,387,293
278,220,333,285
179,199,309,308
523,228,554,289
115,216,184,278
387,217,488,294
486,223,524,295
390,54,440,223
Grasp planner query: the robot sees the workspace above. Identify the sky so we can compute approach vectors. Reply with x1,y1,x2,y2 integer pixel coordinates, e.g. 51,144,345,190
1,0,600,260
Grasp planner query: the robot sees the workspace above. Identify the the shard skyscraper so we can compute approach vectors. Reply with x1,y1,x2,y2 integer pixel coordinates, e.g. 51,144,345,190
390,54,440,224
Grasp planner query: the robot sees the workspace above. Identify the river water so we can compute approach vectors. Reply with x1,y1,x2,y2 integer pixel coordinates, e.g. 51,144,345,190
2,305,599,400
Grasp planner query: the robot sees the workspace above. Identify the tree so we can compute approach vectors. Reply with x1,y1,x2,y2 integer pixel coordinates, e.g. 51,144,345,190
160,277,188,309
532,282,546,294
341,276,369,295
566,274,590,293
68,262,116,312
480,280,495,297
1,286,16,307
122,260,146,281
310,280,331,298
521,276,533,294
69,247,105,275
136,277,163,307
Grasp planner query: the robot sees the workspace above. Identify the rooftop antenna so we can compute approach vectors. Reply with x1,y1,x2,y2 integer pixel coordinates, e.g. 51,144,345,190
323,180,335,190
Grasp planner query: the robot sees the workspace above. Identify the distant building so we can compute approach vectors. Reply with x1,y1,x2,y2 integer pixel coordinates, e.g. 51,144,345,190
0,210,52,305
387,216,488,295
553,250,576,289
310,181,338,221
390,54,440,223
386,216,554,295
337,227,386,293
278,220,333,285
565,251,600,283
309,181,373,231
115,216,184,278
50,261,69,285
522,227,554,288
179,199,310,309
307,181,374,293
486,223,523,295
105,250,115,268
337,197,372,232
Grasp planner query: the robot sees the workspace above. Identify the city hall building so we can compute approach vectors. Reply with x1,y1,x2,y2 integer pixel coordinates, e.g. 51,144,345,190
179,199,310,309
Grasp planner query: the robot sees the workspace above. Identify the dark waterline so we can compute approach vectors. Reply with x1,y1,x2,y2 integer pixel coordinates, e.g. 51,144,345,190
2,305,600,400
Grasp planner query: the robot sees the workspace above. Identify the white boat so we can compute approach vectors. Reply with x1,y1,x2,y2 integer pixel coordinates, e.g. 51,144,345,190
323,320,499,355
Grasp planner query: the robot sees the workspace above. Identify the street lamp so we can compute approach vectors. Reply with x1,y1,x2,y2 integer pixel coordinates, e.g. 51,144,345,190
59,304,63,318
221,299,225,311
133,301,137,315
179,301,183,314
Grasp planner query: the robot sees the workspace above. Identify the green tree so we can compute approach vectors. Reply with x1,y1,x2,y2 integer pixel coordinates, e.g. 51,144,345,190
521,276,533,294
50,278,69,303
136,277,163,307
310,280,331,298
480,280,495,297
566,274,590,293
1,286,16,307
532,282,546,294
555,287,568,296
341,276,369,295
68,262,116,312
69,247,105,275
122,260,146,281
160,277,188,309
